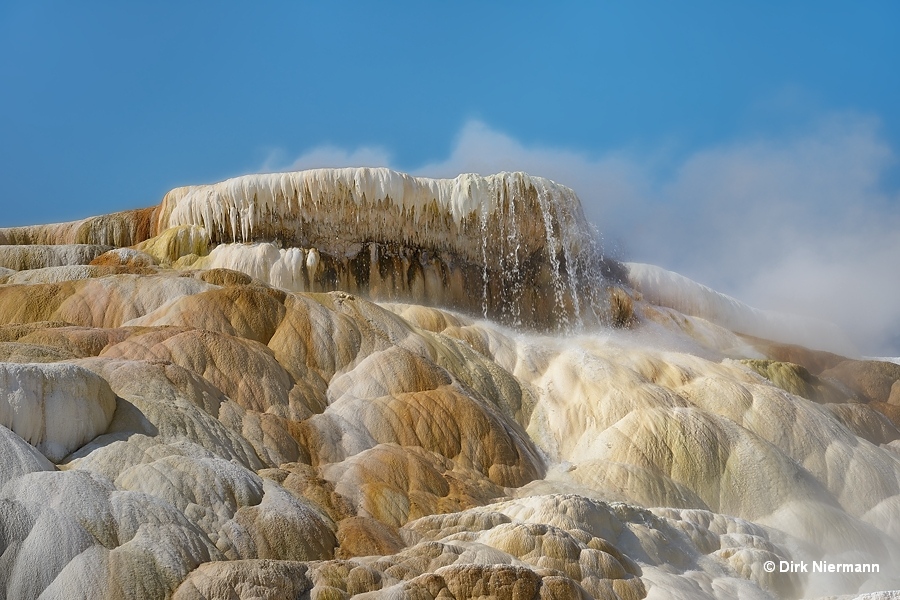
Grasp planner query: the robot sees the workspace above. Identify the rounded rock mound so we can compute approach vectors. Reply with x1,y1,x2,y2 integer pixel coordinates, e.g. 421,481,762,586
0,362,117,462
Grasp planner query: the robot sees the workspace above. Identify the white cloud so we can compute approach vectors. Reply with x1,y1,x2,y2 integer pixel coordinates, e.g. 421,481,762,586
273,117,900,355
411,120,650,233
262,144,393,173
641,116,900,356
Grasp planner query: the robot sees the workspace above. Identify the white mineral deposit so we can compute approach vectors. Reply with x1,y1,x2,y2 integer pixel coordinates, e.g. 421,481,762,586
0,168,898,599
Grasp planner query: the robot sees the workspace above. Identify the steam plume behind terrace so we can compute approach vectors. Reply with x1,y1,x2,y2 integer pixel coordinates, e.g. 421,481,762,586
275,117,900,356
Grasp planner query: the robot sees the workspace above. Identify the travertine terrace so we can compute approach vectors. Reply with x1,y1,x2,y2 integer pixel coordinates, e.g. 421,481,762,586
0,168,898,599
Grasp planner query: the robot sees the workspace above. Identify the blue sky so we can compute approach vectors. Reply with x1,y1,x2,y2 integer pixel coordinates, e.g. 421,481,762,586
2,2,900,353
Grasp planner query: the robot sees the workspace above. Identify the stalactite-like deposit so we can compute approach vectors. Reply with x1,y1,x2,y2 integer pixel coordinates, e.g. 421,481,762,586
0,169,627,330
153,168,624,330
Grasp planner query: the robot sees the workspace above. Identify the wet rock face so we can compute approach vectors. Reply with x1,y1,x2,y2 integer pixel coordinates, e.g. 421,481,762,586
154,170,590,267
0,169,626,330
1,168,900,599
211,239,618,331
154,169,624,330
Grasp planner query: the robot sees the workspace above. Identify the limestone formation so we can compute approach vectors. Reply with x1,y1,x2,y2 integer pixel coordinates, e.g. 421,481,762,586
0,168,898,599
0,244,112,271
0,362,116,461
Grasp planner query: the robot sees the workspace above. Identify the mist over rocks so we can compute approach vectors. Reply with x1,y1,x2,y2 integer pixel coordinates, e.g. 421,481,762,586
0,168,898,598
626,262,858,356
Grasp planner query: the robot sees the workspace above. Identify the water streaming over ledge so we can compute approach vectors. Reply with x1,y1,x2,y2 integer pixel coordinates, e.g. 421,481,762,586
155,168,627,331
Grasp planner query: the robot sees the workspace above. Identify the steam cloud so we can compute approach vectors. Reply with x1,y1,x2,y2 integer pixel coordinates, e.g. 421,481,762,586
271,116,900,356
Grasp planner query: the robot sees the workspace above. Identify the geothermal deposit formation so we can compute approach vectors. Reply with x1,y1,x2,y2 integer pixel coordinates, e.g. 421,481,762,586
0,167,899,600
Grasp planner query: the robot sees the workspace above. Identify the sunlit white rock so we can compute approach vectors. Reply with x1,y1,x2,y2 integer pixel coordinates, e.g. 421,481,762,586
0,362,116,462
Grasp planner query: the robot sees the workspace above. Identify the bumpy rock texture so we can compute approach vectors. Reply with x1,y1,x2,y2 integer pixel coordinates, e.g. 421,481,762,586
0,168,898,599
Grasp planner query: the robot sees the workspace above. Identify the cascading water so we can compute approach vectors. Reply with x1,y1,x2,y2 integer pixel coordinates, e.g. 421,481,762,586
479,209,490,319
501,181,524,328
535,180,571,330
155,168,623,331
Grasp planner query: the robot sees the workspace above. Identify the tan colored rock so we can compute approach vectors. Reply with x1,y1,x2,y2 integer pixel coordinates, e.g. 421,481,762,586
322,444,507,528
302,381,544,488
89,247,157,267
740,334,848,375
0,341,77,363
0,321,74,342
0,244,111,271
16,325,136,357
259,462,354,525
336,516,405,559
224,479,338,561
184,267,253,286
567,459,708,510
825,403,900,445
436,563,543,599
0,274,215,328
821,359,900,404
172,560,312,600
126,284,287,344
0,207,156,247
871,401,900,431
100,327,299,418
5,265,118,285
65,357,267,473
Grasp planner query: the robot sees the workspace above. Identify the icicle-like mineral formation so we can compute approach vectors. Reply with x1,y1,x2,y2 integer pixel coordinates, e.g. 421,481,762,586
153,168,623,330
